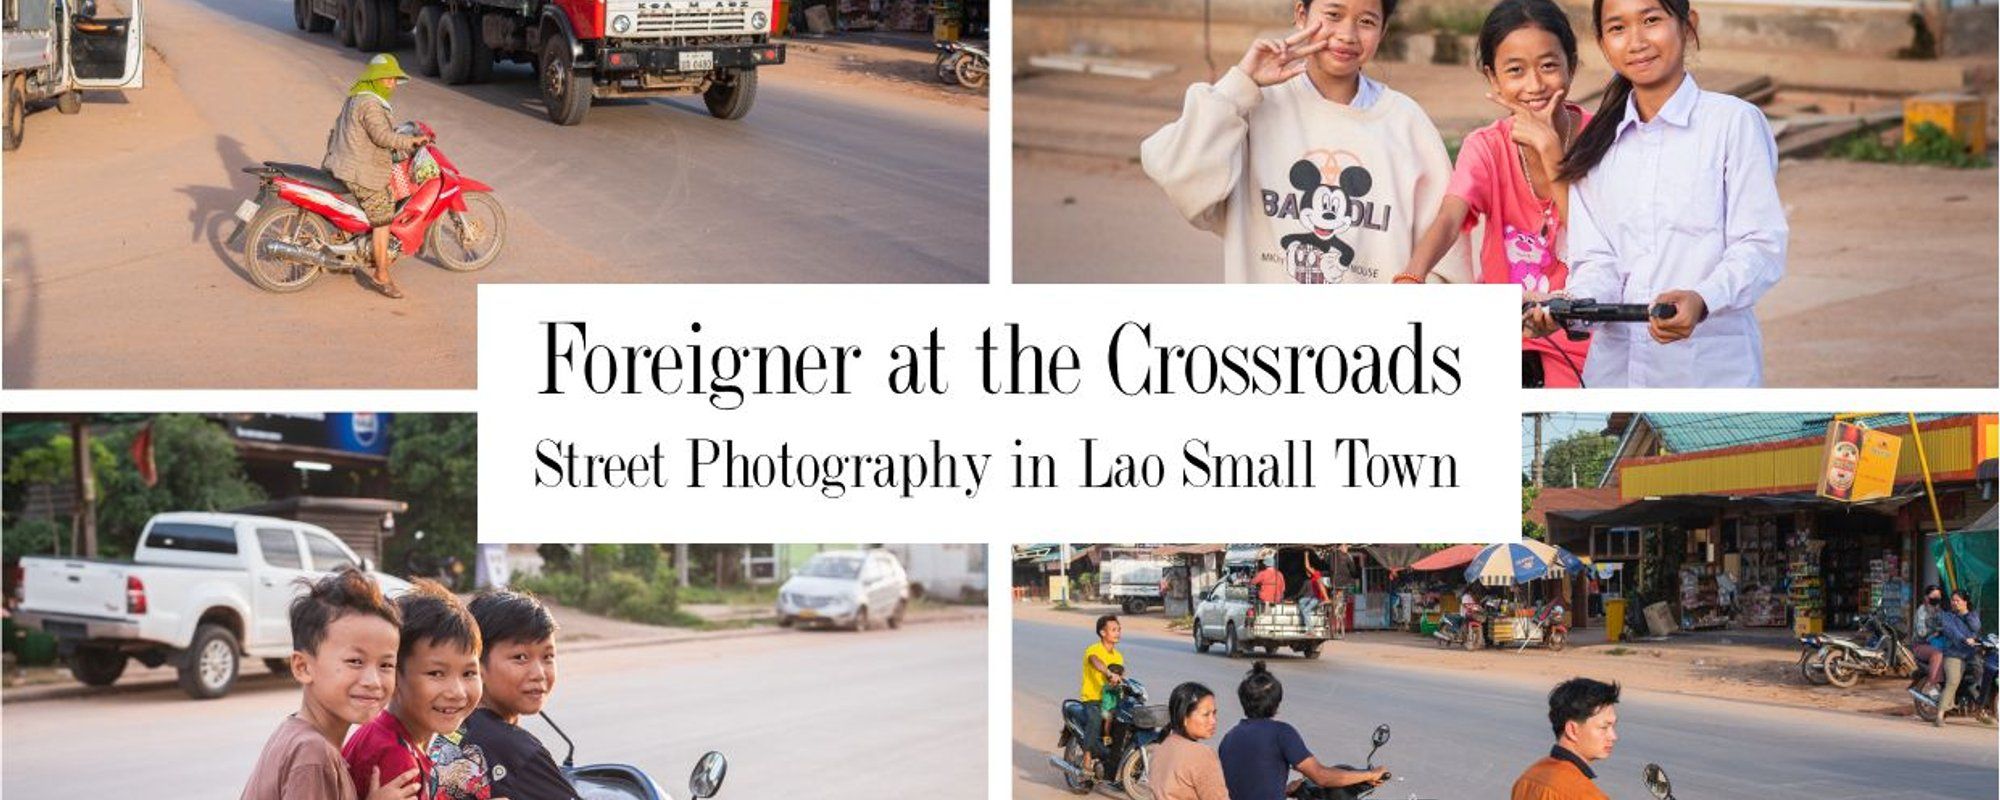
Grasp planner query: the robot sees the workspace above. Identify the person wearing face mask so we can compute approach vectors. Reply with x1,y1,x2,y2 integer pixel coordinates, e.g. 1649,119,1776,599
1934,590,1991,727
1908,585,1947,703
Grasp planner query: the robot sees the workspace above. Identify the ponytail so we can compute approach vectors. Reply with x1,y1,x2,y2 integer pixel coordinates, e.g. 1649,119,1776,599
1555,74,1632,183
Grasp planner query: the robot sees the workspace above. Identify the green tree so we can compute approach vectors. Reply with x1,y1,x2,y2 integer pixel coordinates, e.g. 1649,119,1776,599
386,414,478,576
1541,431,1616,489
1522,485,1545,541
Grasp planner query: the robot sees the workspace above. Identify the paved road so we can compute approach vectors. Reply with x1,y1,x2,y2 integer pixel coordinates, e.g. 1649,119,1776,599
2,0,987,387
2,620,986,798
1013,618,1999,800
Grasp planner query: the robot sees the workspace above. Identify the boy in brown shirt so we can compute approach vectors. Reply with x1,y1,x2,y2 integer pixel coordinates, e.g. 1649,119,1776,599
1510,677,1619,800
240,568,421,800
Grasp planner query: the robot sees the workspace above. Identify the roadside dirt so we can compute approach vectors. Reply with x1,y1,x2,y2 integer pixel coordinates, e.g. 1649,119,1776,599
1019,601,1983,726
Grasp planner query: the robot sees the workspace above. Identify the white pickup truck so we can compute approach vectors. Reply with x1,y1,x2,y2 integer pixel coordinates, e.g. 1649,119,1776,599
16,511,409,699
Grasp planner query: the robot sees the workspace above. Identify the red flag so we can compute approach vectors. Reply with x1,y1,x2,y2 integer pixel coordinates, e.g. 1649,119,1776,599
131,422,157,488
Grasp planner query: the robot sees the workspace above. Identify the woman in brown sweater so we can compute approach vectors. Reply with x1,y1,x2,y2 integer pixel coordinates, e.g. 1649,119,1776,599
1150,681,1232,800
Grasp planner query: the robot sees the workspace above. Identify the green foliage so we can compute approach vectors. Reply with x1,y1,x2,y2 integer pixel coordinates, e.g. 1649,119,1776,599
386,414,477,576
1830,122,1992,169
516,560,693,628
1521,485,1546,542
3,517,62,560
1541,431,1617,489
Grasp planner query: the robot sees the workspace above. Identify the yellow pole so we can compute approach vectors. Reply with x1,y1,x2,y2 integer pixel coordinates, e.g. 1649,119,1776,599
1906,414,1959,593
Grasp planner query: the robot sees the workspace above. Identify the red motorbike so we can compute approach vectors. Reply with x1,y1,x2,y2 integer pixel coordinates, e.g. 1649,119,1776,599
228,121,505,292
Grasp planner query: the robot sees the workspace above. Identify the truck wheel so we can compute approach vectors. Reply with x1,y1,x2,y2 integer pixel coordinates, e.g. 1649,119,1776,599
437,10,477,84
1303,642,1323,660
55,90,81,115
4,75,25,152
540,37,591,126
703,69,757,120
294,0,310,29
335,0,357,47
412,5,443,76
1225,623,1242,659
306,0,333,31
354,0,388,51
178,624,240,700
69,647,128,686
1193,624,1210,653
467,13,494,83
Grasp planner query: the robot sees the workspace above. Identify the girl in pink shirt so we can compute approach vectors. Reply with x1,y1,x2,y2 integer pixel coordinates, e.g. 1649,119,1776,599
1396,0,1592,387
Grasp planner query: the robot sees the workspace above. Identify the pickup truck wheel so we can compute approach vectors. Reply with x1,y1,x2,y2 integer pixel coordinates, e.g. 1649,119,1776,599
70,647,128,686
335,0,357,47
55,89,81,115
1225,624,1242,659
1303,642,1323,660
179,624,241,700
1193,624,1210,653
4,75,24,152
293,0,310,29
540,37,591,125
702,69,757,120
412,6,443,76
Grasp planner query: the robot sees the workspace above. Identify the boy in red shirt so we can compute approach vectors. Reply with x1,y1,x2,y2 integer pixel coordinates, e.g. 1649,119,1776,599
344,579,488,800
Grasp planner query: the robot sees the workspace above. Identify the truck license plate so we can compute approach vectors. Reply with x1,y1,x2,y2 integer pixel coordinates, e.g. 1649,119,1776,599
679,51,714,71
233,199,261,223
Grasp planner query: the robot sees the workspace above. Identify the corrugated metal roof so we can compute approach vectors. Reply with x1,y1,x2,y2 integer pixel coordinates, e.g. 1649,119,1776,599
1638,413,1965,454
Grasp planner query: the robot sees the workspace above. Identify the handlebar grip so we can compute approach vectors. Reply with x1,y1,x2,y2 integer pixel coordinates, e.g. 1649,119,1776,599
1651,303,1677,319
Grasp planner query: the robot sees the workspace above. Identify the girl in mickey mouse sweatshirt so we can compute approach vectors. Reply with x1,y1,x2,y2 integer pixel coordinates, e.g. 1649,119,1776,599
1141,0,1467,285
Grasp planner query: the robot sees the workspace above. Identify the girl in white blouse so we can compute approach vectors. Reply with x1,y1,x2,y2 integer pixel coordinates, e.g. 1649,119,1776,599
1524,0,1787,387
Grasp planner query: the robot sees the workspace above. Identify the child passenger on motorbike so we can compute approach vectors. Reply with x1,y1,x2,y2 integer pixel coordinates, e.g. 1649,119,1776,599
324,54,433,300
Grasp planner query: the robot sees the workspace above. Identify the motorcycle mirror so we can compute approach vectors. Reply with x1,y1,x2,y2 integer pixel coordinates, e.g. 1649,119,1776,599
1371,724,1390,748
1642,763,1672,799
689,751,728,799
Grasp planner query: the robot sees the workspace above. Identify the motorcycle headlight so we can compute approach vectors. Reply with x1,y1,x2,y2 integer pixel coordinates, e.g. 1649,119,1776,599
750,10,767,28
611,13,632,33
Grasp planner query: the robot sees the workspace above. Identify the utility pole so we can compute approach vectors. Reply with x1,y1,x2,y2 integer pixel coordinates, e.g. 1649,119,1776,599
72,418,97,557
1531,413,1546,488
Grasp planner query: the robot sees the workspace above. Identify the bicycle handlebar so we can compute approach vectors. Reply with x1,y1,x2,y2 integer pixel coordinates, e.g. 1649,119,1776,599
1526,298,1677,323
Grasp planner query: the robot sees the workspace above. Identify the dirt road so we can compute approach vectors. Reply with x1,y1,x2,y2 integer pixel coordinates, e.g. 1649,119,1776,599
2,0,988,388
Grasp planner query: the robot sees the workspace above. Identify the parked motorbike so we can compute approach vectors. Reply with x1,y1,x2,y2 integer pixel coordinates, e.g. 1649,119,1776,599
1796,633,1832,685
1642,763,1677,800
1910,633,1998,725
540,712,728,800
1504,601,1569,652
1434,598,1498,651
229,121,506,293
933,40,988,90
1049,676,1167,800
1290,724,1396,800
1818,610,1916,689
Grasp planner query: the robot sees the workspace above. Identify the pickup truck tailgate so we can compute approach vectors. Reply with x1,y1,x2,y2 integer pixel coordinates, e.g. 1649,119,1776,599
22,558,133,618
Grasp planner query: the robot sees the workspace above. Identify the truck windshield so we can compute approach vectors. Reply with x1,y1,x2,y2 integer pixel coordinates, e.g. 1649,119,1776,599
800,555,862,579
144,523,238,554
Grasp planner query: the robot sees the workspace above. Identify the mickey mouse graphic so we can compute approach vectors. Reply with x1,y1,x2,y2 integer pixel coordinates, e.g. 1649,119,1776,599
1280,156,1373,284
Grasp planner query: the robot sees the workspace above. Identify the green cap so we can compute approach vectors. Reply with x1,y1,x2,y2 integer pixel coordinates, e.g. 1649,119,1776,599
357,53,410,83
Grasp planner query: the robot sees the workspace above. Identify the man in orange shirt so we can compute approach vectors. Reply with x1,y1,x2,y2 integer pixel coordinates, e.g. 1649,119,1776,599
1250,559,1286,606
1510,678,1618,800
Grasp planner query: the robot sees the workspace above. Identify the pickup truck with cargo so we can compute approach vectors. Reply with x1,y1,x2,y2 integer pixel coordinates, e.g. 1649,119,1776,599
1099,557,1164,614
1192,545,1334,658
3,0,143,150
15,511,410,699
296,0,783,125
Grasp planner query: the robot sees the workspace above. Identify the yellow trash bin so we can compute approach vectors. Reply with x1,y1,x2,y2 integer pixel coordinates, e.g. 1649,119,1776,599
1604,598,1627,644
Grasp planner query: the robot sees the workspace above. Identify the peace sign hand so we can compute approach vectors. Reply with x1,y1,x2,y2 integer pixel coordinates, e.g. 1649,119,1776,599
1238,19,1330,87
1486,88,1567,164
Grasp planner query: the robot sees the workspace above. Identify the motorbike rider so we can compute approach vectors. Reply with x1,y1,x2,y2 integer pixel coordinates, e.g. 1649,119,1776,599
324,53,433,300
1935,590,1991,727
1079,614,1126,773
1510,677,1618,800
1908,585,1947,702
1217,661,1388,800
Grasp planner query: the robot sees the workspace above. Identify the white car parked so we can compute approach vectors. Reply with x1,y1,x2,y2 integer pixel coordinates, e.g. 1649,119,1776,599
775,549,909,631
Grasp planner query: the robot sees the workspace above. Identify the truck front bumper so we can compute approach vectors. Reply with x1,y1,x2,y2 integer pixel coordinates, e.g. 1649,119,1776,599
598,42,786,73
